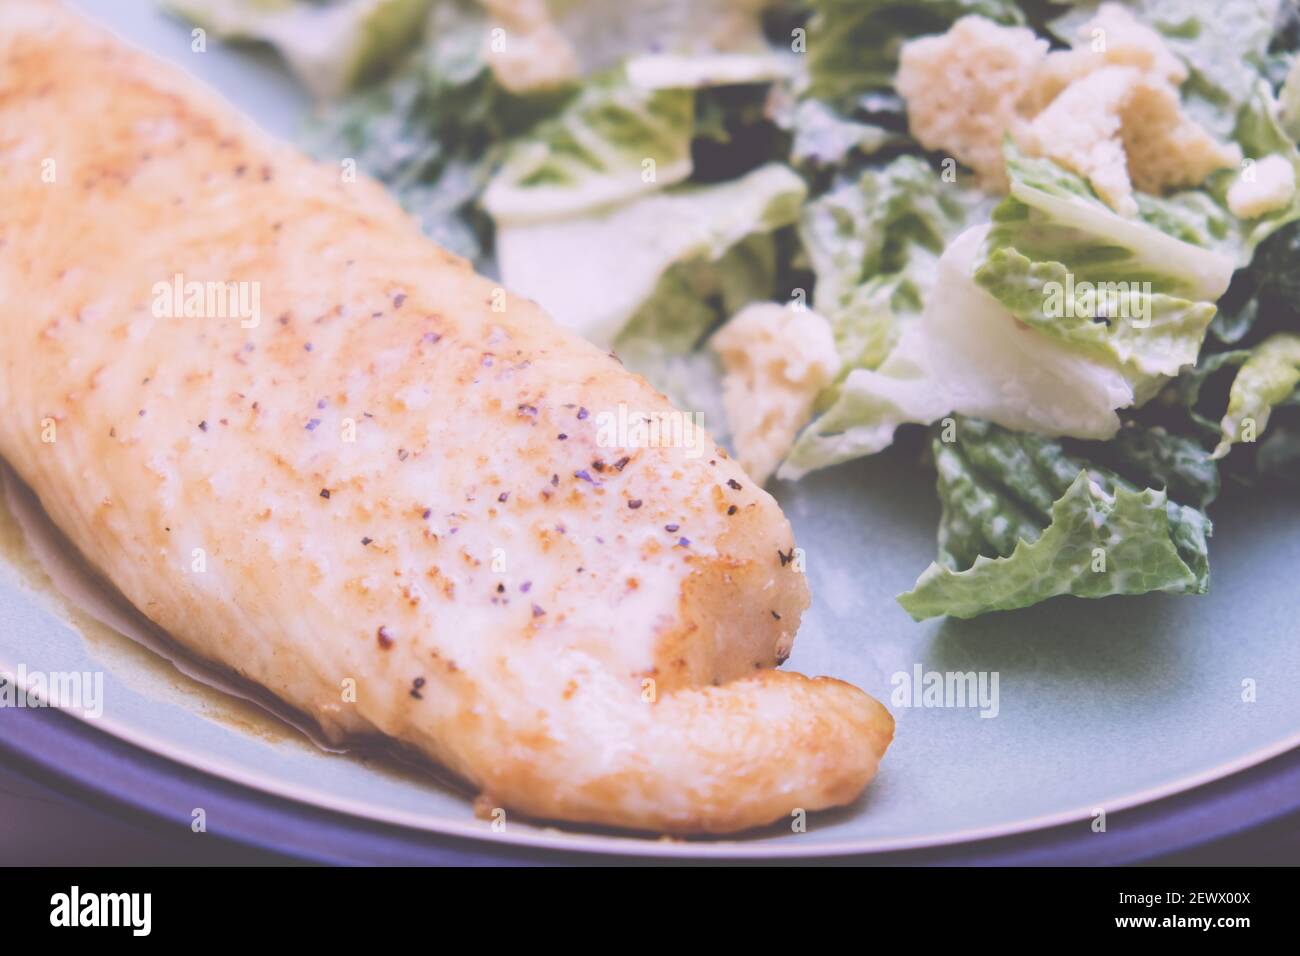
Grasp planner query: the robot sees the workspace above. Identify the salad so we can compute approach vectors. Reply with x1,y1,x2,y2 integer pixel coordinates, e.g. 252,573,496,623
168,0,1300,620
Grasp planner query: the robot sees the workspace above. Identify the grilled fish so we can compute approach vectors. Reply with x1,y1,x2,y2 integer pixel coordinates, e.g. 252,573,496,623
0,0,892,833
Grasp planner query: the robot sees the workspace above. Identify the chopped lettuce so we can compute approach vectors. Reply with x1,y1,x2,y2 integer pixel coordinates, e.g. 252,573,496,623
1282,55,1300,141
799,155,980,376
781,148,1234,479
611,236,779,439
786,100,894,168
180,0,1300,623
1099,423,1222,510
898,418,1213,621
1214,333,1300,457
985,146,1234,303
304,0,565,265
495,164,805,345
482,71,694,224
976,250,1216,379
166,0,432,98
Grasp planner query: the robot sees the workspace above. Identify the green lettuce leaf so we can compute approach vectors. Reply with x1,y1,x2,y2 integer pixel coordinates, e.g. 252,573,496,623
983,145,1234,303
786,100,894,169
974,143,1232,390
482,71,695,224
898,418,1213,621
799,155,979,375
166,0,432,98
1093,423,1221,510
304,1,566,265
611,235,778,440
780,148,1234,480
1214,333,1300,456
1282,54,1300,141
495,163,805,345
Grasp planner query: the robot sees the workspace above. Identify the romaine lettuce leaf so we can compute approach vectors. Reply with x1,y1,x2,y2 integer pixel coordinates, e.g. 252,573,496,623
780,223,1139,478
799,155,979,375
974,143,1232,388
1214,333,1300,457
482,71,695,224
975,250,1216,379
898,418,1213,621
1282,55,1300,141
780,149,1235,479
983,145,1234,303
786,100,894,169
166,0,432,98
496,164,805,345
1095,423,1221,510
611,236,778,441
304,0,566,265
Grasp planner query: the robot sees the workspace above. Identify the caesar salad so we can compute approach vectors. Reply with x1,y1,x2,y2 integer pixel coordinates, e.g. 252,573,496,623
170,0,1300,621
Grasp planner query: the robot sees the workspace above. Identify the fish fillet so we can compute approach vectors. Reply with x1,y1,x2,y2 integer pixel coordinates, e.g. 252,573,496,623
0,0,892,833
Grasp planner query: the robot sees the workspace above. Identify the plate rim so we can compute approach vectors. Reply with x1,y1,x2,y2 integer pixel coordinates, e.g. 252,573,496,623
5,698,1300,862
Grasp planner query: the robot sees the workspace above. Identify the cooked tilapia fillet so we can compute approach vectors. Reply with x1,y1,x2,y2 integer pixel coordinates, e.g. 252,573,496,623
0,0,892,833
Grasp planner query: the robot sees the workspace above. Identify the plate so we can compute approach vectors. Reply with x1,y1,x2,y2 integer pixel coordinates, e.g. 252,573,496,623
2,0,1298,860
